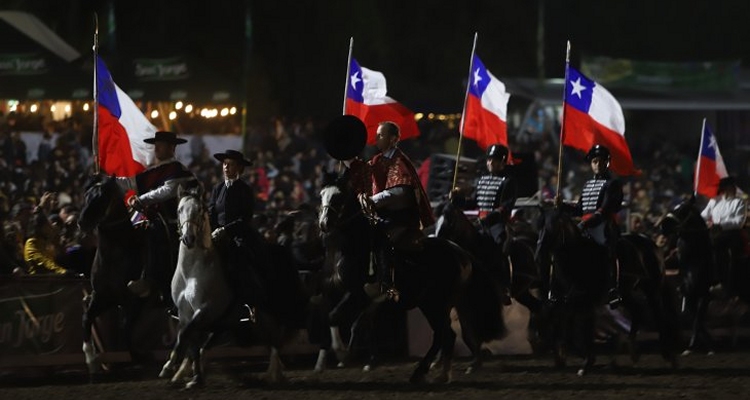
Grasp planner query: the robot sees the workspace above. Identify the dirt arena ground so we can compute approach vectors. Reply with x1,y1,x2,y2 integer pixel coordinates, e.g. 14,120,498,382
1,349,749,400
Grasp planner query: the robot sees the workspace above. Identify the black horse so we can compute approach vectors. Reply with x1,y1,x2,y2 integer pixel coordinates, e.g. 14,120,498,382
434,200,548,354
535,205,679,375
661,196,750,354
78,174,150,373
318,175,505,383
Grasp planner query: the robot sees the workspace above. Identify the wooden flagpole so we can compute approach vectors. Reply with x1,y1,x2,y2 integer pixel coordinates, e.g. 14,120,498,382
92,13,100,175
342,37,354,116
555,40,572,200
694,118,707,197
450,32,478,199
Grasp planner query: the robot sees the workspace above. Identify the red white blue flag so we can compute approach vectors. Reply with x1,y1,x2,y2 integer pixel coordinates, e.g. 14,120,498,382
345,58,420,144
462,55,509,151
695,120,729,197
563,65,638,176
97,56,155,176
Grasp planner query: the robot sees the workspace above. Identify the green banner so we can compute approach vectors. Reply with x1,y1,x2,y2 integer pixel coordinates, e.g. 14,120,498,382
133,56,190,81
0,53,48,76
581,57,740,90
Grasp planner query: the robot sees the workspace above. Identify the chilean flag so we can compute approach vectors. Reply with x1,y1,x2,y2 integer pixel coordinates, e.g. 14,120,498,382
695,121,729,197
563,65,638,176
462,55,510,151
345,58,420,144
97,56,155,176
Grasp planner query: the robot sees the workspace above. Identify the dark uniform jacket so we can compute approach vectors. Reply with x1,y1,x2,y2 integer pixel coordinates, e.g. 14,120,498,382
572,171,623,247
208,178,255,239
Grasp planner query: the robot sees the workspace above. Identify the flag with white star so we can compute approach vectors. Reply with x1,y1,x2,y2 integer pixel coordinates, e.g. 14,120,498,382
344,58,420,144
462,54,509,151
695,121,729,197
562,65,638,176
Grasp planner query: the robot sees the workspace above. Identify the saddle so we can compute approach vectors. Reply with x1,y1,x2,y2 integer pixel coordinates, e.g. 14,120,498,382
385,226,425,253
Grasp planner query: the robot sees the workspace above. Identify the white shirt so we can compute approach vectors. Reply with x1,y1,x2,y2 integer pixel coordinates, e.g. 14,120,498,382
701,195,747,230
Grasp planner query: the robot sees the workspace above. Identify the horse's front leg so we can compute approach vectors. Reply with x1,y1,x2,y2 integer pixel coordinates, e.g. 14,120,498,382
577,308,597,376
82,291,106,375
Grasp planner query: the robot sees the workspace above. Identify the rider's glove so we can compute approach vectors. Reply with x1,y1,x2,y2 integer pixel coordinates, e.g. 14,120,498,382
211,227,225,240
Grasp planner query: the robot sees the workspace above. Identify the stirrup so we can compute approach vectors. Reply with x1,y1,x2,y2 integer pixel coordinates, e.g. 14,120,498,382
127,279,151,298
386,287,400,303
607,289,622,309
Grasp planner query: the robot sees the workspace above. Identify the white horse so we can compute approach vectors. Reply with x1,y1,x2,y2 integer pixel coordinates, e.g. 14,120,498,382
157,186,228,388
159,186,288,388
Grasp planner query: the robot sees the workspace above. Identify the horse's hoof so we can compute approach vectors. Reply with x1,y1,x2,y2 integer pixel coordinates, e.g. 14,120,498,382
362,364,372,372
434,371,452,384
336,361,345,368
681,349,692,357
409,372,427,384
707,350,715,356
576,368,586,377
185,378,204,390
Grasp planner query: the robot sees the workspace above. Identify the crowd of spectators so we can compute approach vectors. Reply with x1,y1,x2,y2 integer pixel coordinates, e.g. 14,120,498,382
0,107,742,277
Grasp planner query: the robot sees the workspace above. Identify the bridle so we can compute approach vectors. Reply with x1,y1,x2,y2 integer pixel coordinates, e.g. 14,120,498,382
178,194,207,246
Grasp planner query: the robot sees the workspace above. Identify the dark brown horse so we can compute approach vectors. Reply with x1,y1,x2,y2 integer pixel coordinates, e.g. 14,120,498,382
78,174,150,374
535,205,679,375
318,174,505,383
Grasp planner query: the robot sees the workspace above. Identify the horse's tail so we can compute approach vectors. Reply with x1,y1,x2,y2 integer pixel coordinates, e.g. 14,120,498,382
456,261,508,343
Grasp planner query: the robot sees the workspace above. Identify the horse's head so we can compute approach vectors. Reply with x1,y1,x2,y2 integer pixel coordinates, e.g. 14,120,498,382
660,195,704,236
433,200,475,245
177,184,208,249
79,174,124,232
534,204,580,264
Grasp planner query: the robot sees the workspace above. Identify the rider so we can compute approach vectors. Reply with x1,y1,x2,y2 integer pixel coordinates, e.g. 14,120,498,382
346,121,434,301
451,143,517,303
556,144,623,308
122,131,197,307
208,149,266,318
700,176,747,285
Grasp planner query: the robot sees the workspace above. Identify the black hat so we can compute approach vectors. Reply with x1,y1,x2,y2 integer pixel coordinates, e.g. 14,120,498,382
585,144,610,161
143,131,187,145
718,176,736,191
487,144,509,160
323,115,366,160
213,149,253,166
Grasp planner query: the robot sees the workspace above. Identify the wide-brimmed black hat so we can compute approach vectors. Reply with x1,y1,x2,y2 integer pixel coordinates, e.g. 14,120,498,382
213,149,253,166
143,131,187,145
718,176,736,191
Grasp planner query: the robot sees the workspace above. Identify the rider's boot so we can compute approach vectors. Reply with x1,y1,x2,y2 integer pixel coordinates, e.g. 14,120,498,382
127,278,152,298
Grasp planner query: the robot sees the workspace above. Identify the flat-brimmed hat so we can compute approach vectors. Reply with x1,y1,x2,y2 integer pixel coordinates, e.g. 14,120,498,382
718,176,737,191
143,131,187,145
213,149,253,166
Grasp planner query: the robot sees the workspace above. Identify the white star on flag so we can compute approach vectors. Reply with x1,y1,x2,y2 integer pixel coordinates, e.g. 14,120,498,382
708,134,718,150
473,68,482,87
350,71,361,89
570,77,587,98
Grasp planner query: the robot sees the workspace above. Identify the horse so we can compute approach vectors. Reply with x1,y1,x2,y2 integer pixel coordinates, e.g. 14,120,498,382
78,174,150,374
661,196,750,354
434,200,548,354
318,175,505,383
535,204,679,375
159,185,311,388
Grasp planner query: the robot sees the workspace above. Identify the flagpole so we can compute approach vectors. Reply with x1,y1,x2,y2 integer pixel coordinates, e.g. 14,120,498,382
555,40,571,200
92,13,100,175
694,118,707,196
342,37,354,115
451,32,478,199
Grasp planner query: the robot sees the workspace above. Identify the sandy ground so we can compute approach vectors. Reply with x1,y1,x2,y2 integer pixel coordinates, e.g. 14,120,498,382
1,349,749,400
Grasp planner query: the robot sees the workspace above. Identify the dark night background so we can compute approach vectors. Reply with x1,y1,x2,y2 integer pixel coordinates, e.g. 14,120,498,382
2,0,750,121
